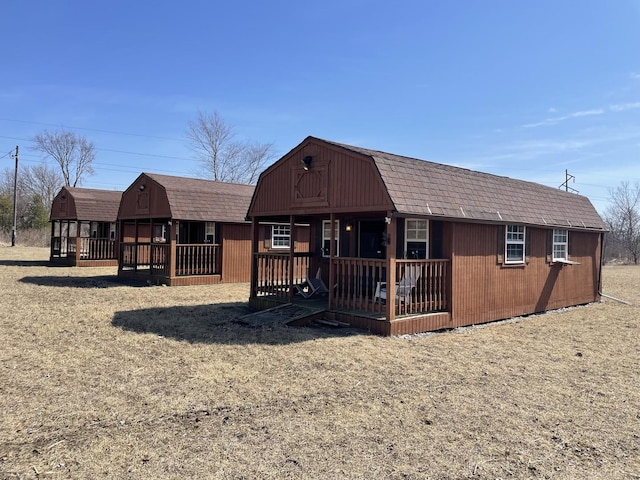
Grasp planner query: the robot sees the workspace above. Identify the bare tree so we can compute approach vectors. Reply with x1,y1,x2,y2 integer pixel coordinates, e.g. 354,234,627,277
604,181,640,264
31,129,95,187
186,111,275,184
21,164,64,207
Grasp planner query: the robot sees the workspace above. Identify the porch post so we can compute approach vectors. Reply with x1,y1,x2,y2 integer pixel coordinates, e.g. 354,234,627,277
75,222,81,265
328,213,336,310
150,218,155,275
50,220,55,260
169,220,177,279
386,213,397,322
134,219,139,271
250,217,259,299
288,215,295,303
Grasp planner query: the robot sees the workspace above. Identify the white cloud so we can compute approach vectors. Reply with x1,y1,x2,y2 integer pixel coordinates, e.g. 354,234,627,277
522,108,604,128
609,102,640,112
630,72,640,80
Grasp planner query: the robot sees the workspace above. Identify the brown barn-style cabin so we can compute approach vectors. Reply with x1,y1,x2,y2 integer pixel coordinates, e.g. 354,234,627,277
247,136,608,336
50,186,122,267
117,172,308,286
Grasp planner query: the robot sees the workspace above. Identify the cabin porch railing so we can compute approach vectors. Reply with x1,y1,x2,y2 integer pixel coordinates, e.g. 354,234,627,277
175,244,220,276
331,258,450,317
332,257,387,314
78,238,116,260
51,236,62,257
120,242,221,277
120,242,161,272
254,252,311,300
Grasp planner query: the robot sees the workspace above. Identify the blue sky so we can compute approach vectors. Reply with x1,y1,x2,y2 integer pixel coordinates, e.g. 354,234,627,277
1,0,639,213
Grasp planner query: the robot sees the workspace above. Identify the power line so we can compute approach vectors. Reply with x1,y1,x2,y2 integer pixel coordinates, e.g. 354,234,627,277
16,156,195,177
0,118,184,142
0,134,197,163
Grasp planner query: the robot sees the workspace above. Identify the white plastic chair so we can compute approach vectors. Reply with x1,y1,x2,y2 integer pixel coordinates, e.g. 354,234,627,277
374,265,420,303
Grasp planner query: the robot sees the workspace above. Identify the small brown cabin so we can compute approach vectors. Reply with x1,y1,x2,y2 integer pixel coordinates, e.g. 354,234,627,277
247,136,608,335
50,186,122,267
117,173,308,286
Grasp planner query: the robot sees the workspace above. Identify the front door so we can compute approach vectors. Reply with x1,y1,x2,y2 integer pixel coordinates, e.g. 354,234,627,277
359,220,386,259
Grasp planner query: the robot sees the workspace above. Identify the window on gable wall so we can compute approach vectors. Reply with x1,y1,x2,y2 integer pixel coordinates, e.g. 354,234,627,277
271,224,291,249
322,220,339,257
552,228,568,261
505,225,525,263
405,219,428,259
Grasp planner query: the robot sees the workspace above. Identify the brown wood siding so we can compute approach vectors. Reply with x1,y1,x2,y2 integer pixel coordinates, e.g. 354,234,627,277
257,225,311,253
450,222,601,327
50,193,77,220
118,176,171,219
220,223,252,283
250,140,394,216
123,223,136,243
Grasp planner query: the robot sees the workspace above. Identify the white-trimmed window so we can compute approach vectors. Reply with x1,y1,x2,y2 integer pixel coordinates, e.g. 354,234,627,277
552,229,568,261
322,220,339,257
405,219,428,259
205,222,216,244
154,224,167,243
271,225,291,249
505,225,525,264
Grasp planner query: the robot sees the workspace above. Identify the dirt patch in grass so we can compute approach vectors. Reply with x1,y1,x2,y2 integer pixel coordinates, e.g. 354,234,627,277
1,247,639,479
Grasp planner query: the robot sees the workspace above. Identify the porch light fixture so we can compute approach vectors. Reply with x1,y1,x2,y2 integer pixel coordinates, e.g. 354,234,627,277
302,155,313,170
345,223,353,232
139,184,146,191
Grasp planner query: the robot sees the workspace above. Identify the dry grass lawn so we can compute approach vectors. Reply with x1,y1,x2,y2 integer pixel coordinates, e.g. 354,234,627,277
1,247,639,479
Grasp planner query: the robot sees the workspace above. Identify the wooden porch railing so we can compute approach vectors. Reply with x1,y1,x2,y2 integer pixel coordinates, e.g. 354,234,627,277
150,244,170,275
79,238,116,260
395,259,449,316
121,242,221,278
176,244,220,276
120,243,137,270
331,258,450,317
254,252,311,299
120,243,169,275
332,257,387,314
51,237,62,257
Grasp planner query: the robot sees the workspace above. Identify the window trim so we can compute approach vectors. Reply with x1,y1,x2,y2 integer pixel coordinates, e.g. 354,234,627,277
505,225,526,264
205,222,216,244
404,218,429,259
153,224,167,244
322,220,340,257
271,224,291,249
552,228,568,261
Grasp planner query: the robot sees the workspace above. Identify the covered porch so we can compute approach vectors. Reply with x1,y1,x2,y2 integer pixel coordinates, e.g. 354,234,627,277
50,219,118,267
49,186,121,267
118,219,223,286
249,214,452,335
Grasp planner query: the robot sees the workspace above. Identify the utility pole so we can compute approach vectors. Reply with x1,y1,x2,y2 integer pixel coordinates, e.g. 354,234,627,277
11,145,18,247
559,169,578,194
